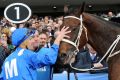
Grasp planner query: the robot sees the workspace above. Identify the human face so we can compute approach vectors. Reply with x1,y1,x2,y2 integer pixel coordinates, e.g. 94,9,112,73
58,20,63,26
108,12,113,17
31,23,36,29
88,47,97,54
1,33,7,41
27,31,40,50
35,22,40,28
47,26,52,32
39,33,48,47
87,44,97,54
33,31,40,47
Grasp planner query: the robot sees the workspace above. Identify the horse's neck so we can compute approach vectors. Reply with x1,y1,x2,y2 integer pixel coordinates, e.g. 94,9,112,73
83,13,120,55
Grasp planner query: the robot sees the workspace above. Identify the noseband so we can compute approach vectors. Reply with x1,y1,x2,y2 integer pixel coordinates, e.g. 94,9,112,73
62,15,88,54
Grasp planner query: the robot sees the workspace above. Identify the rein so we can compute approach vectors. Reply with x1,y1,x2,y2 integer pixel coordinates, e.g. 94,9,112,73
62,15,120,71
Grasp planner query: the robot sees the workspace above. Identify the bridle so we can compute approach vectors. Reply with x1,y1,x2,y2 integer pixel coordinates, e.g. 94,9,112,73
62,15,120,71
62,15,88,55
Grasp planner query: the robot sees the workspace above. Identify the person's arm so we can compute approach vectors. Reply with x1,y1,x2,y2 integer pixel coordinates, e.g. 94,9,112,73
93,63,103,68
54,26,70,45
92,56,107,68
90,56,108,73
0,68,4,80
29,27,71,68
35,44,59,66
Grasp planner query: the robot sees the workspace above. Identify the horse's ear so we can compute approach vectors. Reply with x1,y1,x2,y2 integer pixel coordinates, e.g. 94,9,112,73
73,2,86,17
63,2,86,16
79,2,86,15
64,5,69,14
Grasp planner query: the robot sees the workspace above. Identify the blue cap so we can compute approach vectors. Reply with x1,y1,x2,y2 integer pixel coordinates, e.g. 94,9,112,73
11,28,35,47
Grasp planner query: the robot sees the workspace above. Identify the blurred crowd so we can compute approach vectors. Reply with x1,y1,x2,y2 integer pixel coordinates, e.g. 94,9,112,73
101,11,120,23
0,15,64,73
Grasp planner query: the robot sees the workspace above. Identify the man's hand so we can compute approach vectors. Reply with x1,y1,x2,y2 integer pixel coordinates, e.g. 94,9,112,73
54,26,71,45
93,63,103,68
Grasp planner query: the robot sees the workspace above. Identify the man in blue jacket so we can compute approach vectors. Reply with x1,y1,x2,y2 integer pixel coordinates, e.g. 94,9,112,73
72,44,108,73
0,26,70,80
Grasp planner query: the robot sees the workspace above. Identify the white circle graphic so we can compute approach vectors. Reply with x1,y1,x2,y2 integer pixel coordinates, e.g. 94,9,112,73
4,3,32,24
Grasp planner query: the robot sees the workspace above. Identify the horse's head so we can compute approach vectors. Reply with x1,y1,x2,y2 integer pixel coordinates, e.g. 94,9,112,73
58,3,88,65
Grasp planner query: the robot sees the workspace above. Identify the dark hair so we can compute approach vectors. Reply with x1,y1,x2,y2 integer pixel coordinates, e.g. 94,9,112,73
24,22,30,28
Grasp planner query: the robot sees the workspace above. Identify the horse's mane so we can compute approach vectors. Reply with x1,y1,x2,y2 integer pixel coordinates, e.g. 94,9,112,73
66,7,120,28
90,13,120,28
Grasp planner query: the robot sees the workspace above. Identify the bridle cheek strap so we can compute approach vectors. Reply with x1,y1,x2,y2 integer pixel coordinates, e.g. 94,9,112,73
62,15,88,54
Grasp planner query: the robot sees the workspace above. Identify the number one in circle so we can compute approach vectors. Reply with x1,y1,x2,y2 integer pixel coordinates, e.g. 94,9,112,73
14,7,20,20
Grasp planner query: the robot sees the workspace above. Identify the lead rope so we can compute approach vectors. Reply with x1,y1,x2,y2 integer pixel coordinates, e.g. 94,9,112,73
70,35,120,71
106,35,120,61
63,15,120,71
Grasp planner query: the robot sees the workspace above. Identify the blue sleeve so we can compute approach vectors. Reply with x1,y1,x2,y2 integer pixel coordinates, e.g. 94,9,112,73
0,70,4,80
29,44,59,68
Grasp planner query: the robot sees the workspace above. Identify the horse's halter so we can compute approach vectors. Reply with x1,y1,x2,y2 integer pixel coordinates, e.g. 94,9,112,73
61,15,120,71
62,15,120,72
62,15,88,55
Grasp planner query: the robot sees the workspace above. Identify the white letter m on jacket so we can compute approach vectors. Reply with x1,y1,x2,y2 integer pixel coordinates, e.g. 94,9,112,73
5,58,18,79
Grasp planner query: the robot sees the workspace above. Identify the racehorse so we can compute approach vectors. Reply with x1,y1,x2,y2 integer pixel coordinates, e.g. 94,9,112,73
58,4,120,80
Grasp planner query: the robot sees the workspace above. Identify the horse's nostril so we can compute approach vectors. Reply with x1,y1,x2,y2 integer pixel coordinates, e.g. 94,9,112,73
61,53,67,58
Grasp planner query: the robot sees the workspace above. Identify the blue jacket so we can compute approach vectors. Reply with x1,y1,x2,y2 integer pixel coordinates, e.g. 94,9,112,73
1,44,59,80
72,51,108,73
